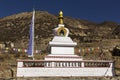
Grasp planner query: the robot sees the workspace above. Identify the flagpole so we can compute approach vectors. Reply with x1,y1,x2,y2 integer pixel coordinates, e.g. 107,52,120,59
32,9,35,60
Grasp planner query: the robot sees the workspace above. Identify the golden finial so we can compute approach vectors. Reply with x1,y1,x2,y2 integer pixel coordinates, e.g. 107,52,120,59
59,11,63,24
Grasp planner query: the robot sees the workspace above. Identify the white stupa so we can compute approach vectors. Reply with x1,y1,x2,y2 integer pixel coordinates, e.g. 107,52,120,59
45,11,82,61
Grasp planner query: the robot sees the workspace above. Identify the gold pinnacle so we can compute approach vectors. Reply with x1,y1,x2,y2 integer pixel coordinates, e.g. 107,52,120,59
59,11,63,24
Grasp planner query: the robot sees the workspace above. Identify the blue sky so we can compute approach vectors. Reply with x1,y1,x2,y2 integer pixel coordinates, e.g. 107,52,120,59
0,0,120,23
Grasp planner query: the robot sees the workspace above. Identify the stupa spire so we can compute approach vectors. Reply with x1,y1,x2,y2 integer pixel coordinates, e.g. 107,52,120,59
59,11,64,24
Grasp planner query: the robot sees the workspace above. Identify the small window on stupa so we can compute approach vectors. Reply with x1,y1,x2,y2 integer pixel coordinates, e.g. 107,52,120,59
60,30,65,36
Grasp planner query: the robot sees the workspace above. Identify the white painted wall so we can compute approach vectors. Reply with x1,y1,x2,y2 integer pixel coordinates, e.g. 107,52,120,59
51,47,74,55
17,62,23,67
45,57,82,61
17,67,114,77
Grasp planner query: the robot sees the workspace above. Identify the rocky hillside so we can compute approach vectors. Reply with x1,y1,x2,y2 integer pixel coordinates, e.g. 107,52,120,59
0,11,120,50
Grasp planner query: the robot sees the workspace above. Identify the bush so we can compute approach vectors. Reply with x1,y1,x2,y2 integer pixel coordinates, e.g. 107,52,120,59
112,46,120,56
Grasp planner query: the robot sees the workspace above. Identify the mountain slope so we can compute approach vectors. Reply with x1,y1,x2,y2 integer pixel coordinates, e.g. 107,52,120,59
0,11,119,49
